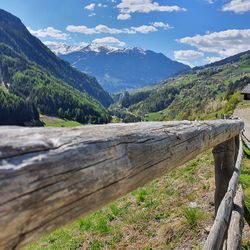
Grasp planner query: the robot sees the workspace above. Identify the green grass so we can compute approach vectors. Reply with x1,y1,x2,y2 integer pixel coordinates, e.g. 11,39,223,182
144,112,163,121
241,146,250,217
241,148,250,248
182,207,207,230
0,83,8,92
24,150,216,249
79,212,111,234
237,101,250,109
40,115,82,127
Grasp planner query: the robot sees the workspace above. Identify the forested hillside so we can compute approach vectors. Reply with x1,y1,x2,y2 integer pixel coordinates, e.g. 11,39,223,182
0,9,113,126
112,50,250,122
0,43,110,125
0,89,39,125
0,8,112,107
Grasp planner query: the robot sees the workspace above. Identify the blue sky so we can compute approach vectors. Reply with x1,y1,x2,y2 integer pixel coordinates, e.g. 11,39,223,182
1,0,250,66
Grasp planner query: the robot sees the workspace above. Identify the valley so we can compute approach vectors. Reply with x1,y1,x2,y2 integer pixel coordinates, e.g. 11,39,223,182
1,7,250,128
111,50,250,123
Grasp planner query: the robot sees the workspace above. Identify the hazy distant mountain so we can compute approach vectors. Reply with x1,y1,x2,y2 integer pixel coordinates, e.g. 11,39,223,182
48,43,190,92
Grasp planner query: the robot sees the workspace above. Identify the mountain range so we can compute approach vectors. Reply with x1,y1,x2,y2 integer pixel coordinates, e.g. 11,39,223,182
0,9,112,107
0,8,112,125
1,8,250,127
111,50,250,122
47,43,190,93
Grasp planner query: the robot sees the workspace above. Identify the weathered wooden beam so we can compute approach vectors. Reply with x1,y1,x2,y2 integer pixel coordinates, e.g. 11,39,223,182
0,120,243,249
227,185,244,250
212,137,237,213
203,135,243,250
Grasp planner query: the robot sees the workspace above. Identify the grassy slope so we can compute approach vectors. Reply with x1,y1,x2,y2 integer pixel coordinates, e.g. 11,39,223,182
25,150,216,250
241,146,250,249
40,115,81,127
0,44,110,124
0,9,113,107
23,145,250,250
120,52,250,122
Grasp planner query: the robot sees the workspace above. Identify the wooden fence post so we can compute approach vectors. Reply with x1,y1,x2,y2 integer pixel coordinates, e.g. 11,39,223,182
227,185,244,250
204,135,243,250
212,136,238,214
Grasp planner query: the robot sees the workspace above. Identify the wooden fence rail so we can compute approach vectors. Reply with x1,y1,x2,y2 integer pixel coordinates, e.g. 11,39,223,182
0,120,244,249
203,135,244,249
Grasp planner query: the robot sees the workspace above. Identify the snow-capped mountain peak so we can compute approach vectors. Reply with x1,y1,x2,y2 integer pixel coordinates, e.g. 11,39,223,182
82,44,120,53
43,41,88,55
44,41,147,56
56,43,190,93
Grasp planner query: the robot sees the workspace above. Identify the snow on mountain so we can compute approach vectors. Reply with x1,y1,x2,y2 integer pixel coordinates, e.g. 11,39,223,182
43,41,88,55
45,41,147,56
45,42,190,92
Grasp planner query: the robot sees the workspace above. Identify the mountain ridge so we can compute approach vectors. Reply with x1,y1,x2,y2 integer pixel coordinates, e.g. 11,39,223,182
110,50,250,122
47,42,190,93
0,9,111,125
0,8,112,107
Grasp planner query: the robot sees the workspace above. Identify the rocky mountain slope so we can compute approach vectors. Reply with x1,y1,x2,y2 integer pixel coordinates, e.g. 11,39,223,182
48,43,190,92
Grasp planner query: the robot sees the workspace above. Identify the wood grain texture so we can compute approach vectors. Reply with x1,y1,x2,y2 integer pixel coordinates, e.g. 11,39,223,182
0,120,243,249
227,185,244,250
203,135,243,250
213,137,237,213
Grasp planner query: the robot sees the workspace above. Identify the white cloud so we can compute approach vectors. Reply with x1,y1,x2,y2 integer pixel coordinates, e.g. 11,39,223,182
174,50,204,67
66,25,97,35
178,29,250,57
131,25,157,33
174,50,204,59
222,0,250,13
205,56,223,63
97,3,107,7
85,2,107,12
85,3,95,11
117,0,186,20
95,24,126,34
66,22,170,35
92,36,126,47
117,13,131,20
28,27,70,40
151,22,173,29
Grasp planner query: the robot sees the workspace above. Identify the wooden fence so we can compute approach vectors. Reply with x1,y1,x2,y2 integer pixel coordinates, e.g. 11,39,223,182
0,120,245,249
203,135,244,249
